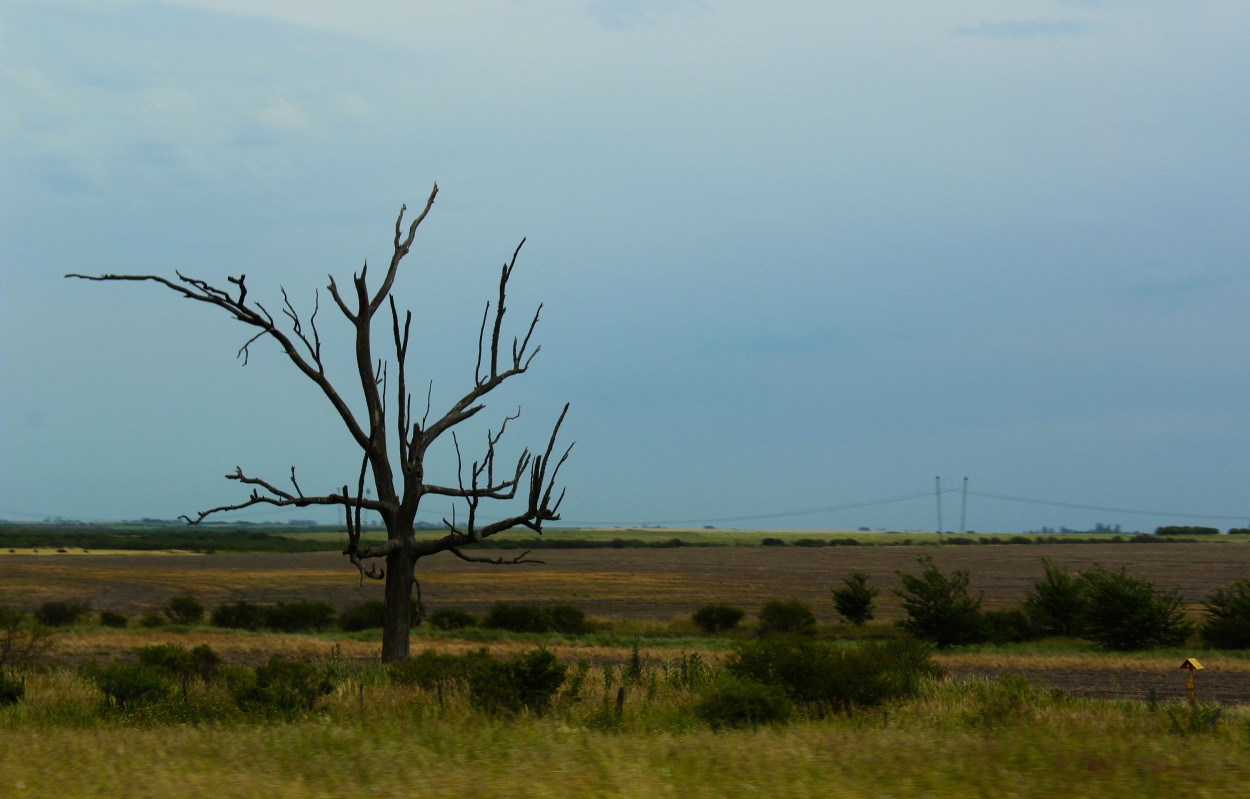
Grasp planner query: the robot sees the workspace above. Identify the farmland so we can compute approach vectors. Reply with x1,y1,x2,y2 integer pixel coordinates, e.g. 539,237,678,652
4,536,1250,798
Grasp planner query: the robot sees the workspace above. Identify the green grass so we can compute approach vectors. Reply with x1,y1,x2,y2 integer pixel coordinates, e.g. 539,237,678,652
2,662,1248,799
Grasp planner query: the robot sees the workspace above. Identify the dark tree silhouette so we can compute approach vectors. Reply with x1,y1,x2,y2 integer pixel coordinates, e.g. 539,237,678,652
68,184,572,660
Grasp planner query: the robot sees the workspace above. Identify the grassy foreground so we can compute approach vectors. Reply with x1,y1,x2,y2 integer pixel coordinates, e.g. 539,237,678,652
3,662,1248,799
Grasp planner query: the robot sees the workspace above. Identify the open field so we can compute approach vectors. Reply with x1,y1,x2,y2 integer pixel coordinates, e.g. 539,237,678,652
3,541,1246,621
5,541,1250,704
5,541,1250,797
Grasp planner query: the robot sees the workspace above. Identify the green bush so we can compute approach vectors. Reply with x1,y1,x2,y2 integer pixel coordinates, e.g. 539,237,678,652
264,600,337,632
1024,558,1085,637
1077,565,1193,650
232,657,335,718
138,612,166,628
164,595,205,625
428,608,478,631
694,675,793,728
692,604,746,634
1,607,55,671
982,608,1043,645
757,599,817,637
135,643,221,700
468,648,567,716
478,603,590,635
1200,580,1250,649
895,555,986,648
546,604,592,635
339,599,422,632
92,663,172,710
338,600,386,632
726,635,940,715
831,572,877,626
389,648,492,689
0,673,24,705
99,610,129,628
33,599,92,627
482,603,549,633
211,600,267,630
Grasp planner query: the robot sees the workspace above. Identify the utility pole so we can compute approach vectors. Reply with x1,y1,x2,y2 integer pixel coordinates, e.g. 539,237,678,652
935,476,943,534
960,476,969,534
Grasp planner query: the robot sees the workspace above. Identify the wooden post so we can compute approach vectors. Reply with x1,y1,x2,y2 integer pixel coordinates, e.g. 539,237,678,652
1177,657,1203,706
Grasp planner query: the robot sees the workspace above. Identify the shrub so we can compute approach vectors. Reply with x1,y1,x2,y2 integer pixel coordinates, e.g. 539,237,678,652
692,604,746,634
138,612,166,628
0,607,55,671
468,648,567,716
482,602,549,633
338,600,386,632
99,610,129,628
1229,528,1250,536
895,555,986,648
726,635,940,715
389,648,491,689
135,643,221,700
164,595,205,625
0,673,24,705
1077,565,1193,650
760,537,787,547
264,600,337,632
33,599,91,627
831,572,877,626
757,599,817,637
1023,558,1085,637
546,604,592,635
1200,580,1250,649
339,599,422,632
982,608,1043,645
232,657,335,718
93,663,172,710
694,675,793,728
428,608,477,631
211,600,267,630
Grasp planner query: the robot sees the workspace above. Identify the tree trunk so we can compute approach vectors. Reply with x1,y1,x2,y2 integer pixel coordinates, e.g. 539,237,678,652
380,547,415,662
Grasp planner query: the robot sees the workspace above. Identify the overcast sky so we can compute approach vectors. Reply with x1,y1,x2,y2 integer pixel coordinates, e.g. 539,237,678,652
2,0,1247,533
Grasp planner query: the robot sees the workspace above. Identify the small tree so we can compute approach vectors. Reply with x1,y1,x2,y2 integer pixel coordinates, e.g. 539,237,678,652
895,555,985,648
165,595,205,625
1077,565,1192,650
1023,558,1085,637
692,604,746,634
69,185,573,661
831,572,877,626
757,599,817,637
1200,580,1250,649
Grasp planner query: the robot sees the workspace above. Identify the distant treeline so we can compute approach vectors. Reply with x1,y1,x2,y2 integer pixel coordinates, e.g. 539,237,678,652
0,526,332,553
1157,526,1250,536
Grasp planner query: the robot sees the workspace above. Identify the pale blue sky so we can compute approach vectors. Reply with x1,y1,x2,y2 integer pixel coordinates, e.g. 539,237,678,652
2,0,1247,532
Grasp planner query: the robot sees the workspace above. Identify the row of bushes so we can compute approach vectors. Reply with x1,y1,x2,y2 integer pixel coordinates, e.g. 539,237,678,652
5,632,945,731
689,558,1250,652
18,595,595,638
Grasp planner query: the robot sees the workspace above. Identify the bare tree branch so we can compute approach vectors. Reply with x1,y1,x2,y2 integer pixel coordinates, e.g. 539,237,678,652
68,185,571,662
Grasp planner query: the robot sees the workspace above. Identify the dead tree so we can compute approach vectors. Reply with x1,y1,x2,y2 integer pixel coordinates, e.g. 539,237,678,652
67,184,572,661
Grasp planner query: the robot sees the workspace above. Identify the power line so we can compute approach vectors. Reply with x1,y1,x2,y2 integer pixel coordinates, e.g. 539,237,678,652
963,489,1248,521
